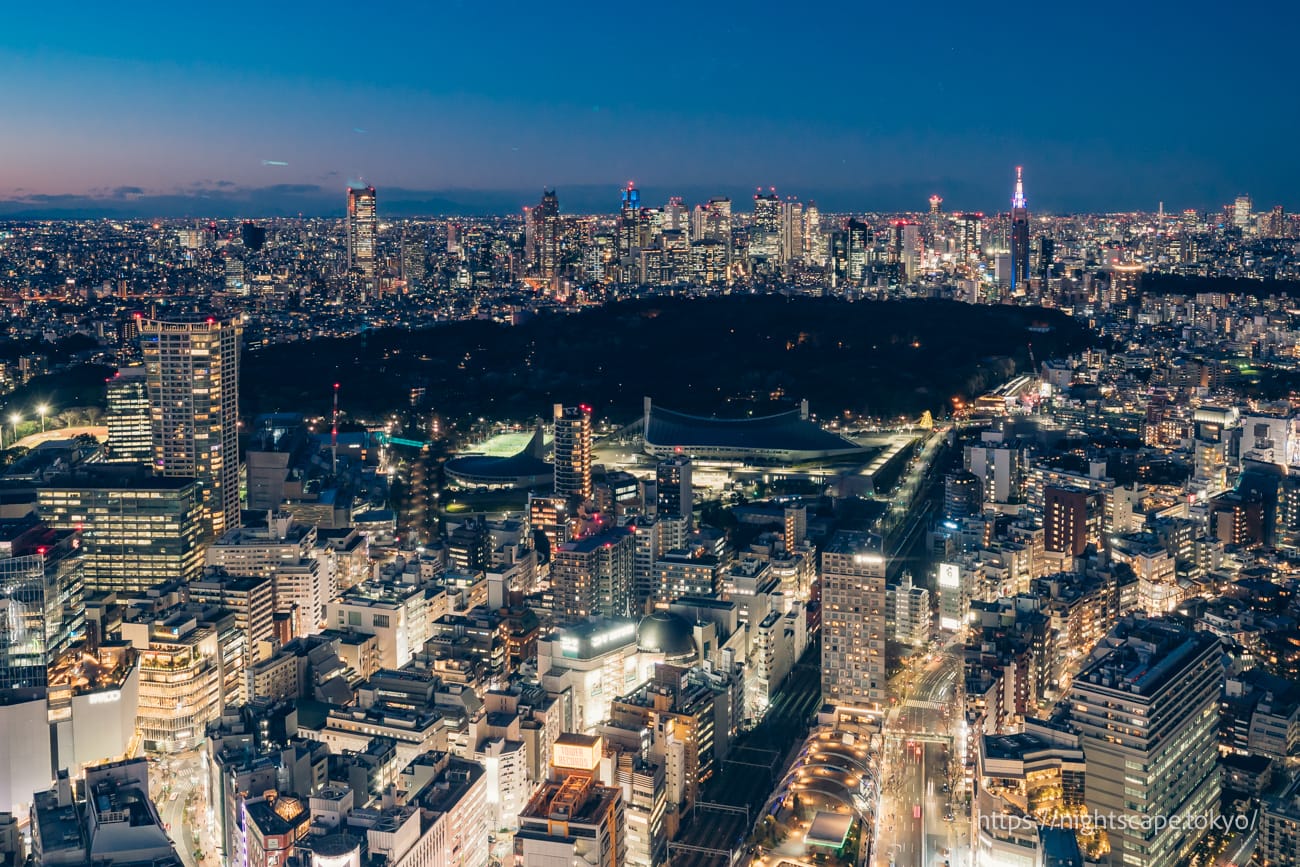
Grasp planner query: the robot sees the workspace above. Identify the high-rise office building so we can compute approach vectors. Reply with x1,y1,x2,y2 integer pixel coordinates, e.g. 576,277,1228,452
957,213,984,261
1009,166,1030,292
654,456,692,526
534,189,561,279
239,221,266,252
223,254,245,294
780,198,803,264
692,197,732,261
750,189,781,260
0,516,84,692
663,196,688,232
400,227,426,291
803,201,826,264
346,184,378,290
553,404,592,500
841,218,871,282
1038,235,1055,283
104,367,152,463
38,466,205,593
1069,619,1222,867
140,313,242,538
1233,194,1252,229
820,531,887,711
1265,204,1286,238
618,184,641,259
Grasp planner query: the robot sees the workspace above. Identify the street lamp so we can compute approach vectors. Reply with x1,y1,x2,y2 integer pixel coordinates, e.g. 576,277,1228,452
8,414,19,446
37,404,48,433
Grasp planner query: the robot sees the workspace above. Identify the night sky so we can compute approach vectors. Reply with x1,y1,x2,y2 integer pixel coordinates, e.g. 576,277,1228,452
1,1,1296,217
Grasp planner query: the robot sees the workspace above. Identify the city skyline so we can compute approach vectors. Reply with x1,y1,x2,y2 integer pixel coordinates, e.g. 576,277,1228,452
4,5,1300,867
3,2,1298,216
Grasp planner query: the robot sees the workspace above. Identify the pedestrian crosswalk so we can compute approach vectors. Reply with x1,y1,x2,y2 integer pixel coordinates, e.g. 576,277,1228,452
901,699,946,710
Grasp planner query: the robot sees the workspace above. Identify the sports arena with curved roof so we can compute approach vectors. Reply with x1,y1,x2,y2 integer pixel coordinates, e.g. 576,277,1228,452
444,425,553,489
642,396,864,462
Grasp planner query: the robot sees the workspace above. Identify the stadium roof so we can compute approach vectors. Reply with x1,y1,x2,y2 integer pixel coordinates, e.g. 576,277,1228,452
444,424,552,487
644,399,860,458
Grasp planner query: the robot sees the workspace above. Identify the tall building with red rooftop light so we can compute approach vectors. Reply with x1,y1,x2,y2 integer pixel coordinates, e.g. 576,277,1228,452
140,314,241,539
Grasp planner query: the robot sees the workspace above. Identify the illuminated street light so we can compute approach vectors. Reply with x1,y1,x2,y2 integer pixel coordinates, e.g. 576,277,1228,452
37,403,48,433
8,414,20,445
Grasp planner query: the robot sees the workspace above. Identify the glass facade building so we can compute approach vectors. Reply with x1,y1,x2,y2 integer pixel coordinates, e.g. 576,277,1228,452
38,467,204,593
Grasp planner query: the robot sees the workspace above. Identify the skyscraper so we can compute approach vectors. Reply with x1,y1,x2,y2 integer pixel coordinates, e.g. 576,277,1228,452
1038,235,1055,283
618,184,641,260
663,196,688,232
692,197,733,263
0,516,84,692
1069,619,1221,867
843,218,871,282
553,404,592,500
534,189,561,280
803,202,826,264
1009,166,1030,292
346,184,378,290
780,198,804,264
104,367,152,463
401,227,426,291
239,221,267,252
820,531,887,711
1233,194,1253,229
140,314,242,538
957,213,984,262
750,189,781,260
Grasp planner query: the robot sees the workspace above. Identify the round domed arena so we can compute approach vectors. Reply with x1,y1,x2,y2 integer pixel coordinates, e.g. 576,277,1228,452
636,610,697,665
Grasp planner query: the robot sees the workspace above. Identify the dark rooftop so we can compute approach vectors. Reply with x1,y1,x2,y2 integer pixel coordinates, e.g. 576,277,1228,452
645,402,860,455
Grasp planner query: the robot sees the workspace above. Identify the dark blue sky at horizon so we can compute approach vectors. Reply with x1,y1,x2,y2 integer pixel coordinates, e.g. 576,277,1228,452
1,1,1297,217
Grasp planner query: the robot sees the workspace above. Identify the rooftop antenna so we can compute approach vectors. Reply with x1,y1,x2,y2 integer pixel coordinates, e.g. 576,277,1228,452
331,382,340,476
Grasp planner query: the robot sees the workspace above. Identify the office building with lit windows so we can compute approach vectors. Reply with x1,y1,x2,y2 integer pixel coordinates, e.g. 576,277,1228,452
38,466,204,593
140,313,241,539
1068,618,1222,867
346,184,378,288
104,367,152,463
0,516,85,691
820,531,887,711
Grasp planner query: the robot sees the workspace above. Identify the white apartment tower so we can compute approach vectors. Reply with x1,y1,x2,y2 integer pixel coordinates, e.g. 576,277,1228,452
820,531,887,711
